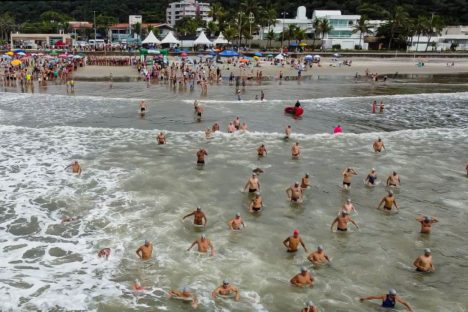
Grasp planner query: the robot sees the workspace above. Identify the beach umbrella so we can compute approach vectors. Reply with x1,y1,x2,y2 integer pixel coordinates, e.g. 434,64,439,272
49,51,58,56
16,51,26,56
219,50,239,57
181,51,188,57
148,49,160,54
253,56,259,60
333,53,340,57
73,55,83,59
274,53,284,60
14,49,25,54
139,48,148,55
59,53,68,58
11,60,22,66
2,54,12,59
304,55,313,60
267,54,273,57
6,51,14,56
254,52,262,57
299,42,307,47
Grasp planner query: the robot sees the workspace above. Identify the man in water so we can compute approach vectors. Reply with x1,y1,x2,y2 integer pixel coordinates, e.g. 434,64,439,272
249,192,263,212
416,215,438,233
301,173,311,189
285,125,292,139
244,173,260,193
413,248,435,272
290,266,314,287
283,229,307,252
68,161,82,175
212,280,240,301
307,245,330,265
365,168,378,186
342,198,357,214
386,171,401,187
187,234,215,256
228,213,245,230
195,104,204,121
301,301,318,312
342,167,357,189
212,123,220,132
372,100,377,113
205,128,212,139
260,90,265,101
156,132,166,145
291,142,300,159
98,248,111,260
139,100,148,114
136,240,153,260
373,137,386,152
227,122,236,133
286,182,303,203
379,101,385,113
196,148,208,165
234,116,241,130
183,206,207,227
331,211,359,232
377,191,398,211
360,288,415,311
168,286,198,309
465,164,467,176
257,144,267,157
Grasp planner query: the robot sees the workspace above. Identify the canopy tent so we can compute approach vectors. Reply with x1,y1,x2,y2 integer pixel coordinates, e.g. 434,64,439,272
142,31,161,45
193,31,212,46
161,31,180,45
219,50,239,57
274,53,285,60
213,32,229,45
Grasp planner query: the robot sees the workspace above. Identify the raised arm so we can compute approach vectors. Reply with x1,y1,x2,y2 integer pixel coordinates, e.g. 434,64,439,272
209,241,215,256
285,187,292,199
233,286,240,301
393,200,398,209
283,237,290,248
135,247,142,258
203,214,207,226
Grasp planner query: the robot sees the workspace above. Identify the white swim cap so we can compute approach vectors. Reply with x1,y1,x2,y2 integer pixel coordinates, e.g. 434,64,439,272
372,168,376,171
196,206,201,210
295,181,300,186
300,266,308,272
201,234,206,239
317,245,324,251
236,212,240,217
424,248,431,254
388,288,397,295
223,279,229,285
182,286,189,292
346,198,351,202
308,301,315,307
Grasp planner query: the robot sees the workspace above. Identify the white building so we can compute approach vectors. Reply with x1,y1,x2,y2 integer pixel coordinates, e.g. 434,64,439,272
166,0,211,27
408,26,468,51
261,6,313,37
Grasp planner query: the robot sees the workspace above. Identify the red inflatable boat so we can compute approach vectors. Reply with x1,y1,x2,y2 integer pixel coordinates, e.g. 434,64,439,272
284,106,304,117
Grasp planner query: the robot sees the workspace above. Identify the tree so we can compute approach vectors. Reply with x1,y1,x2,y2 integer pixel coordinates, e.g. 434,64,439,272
40,10,70,33
133,22,141,40
295,27,307,45
415,16,429,52
223,24,236,43
209,2,224,23
385,6,409,49
285,24,297,47
0,13,15,41
175,16,205,37
95,15,117,40
319,18,333,49
207,21,219,37
311,18,321,50
265,29,275,49
424,15,444,52
352,15,373,49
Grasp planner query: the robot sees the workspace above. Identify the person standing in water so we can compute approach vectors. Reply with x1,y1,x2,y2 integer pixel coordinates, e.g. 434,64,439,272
342,198,357,214
416,215,438,233
234,117,241,130
365,168,378,186
342,167,358,190
386,171,401,186
333,125,343,134
291,142,301,159
377,191,398,211
98,248,111,260
156,132,166,145
300,301,318,312
372,100,377,113
331,211,359,232
413,248,435,272
187,234,215,256
249,192,263,212
285,125,292,139
228,213,245,230
283,229,307,252
138,100,148,114
196,148,208,165
286,182,303,203
66,161,82,175
212,280,240,301
379,101,385,113
237,89,241,101
260,90,265,101
244,173,260,193
360,289,415,311
257,144,267,157
307,245,330,265
195,103,204,121
290,266,314,287
373,138,386,152
136,240,153,260
183,206,207,227
301,173,311,189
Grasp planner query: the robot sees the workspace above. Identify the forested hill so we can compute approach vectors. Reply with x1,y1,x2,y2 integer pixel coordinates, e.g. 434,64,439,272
1,0,467,25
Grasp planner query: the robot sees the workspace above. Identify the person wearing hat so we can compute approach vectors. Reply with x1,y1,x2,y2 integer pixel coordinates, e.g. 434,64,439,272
301,173,311,189
249,192,263,212
290,266,314,287
416,215,439,234
257,144,267,157
342,198,357,214
360,288,414,311
212,280,240,301
377,191,398,211
228,213,245,230
413,248,435,272
187,234,215,256
291,141,301,159
307,245,330,265
365,168,378,186
183,206,207,227
331,211,359,232
136,240,153,260
244,172,260,193
168,286,199,309
286,181,303,203
283,229,307,253
386,171,401,187
300,300,318,312
373,137,386,152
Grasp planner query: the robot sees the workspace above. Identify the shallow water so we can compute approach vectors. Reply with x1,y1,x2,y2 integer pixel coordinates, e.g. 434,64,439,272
0,77,468,311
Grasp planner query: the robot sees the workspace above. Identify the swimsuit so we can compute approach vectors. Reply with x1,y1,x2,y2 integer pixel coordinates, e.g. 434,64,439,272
249,188,258,193
343,182,351,187
140,107,146,112
337,227,348,231
252,207,261,212
384,206,392,210
197,160,205,164
382,295,396,308
367,175,376,184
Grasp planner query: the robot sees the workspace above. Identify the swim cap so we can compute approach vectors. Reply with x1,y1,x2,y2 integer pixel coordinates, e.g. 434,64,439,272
388,288,397,295
342,210,349,215
196,206,201,210
424,248,431,254
182,286,189,292
144,240,150,245
135,279,141,285
293,229,299,235
252,173,257,176
295,181,300,186
308,301,315,307
223,279,229,285
424,216,432,222
317,245,324,251
301,266,308,272
255,191,261,196
305,173,309,177
388,190,394,195
372,168,375,171
201,234,206,239
346,198,351,202
236,212,241,217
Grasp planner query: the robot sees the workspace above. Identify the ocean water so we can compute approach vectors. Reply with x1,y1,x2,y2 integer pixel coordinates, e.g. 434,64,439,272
0,77,468,312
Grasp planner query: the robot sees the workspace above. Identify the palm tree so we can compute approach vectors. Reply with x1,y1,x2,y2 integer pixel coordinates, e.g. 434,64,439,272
286,24,297,47
295,27,307,46
207,21,219,37
424,15,444,52
414,16,429,52
0,13,16,41
352,15,372,49
386,6,409,49
319,19,333,49
209,2,223,23
223,24,236,43
241,0,260,16
311,18,321,50
265,29,275,49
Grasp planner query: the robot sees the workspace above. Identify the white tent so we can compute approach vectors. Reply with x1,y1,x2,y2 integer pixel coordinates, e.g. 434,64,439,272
142,31,161,45
213,32,229,45
161,31,180,45
193,31,212,46
274,53,285,60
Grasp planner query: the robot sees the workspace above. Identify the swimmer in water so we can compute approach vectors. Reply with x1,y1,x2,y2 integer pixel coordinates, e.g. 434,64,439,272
261,90,265,101
416,215,438,234
286,182,303,202
291,142,300,159
234,116,241,130
342,167,357,189
61,216,80,224
301,173,311,189
136,240,153,260
212,280,240,301
98,248,111,260
193,100,199,112
205,128,212,138
228,213,245,230
249,192,263,212
196,148,208,165
244,173,260,193
386,171,401,187
360,288,415,311
240,122,249,131
187,234,215,256
66,161,82,175
342,198,357,214
365,168,378,186
307,245,330,265
373,137,386,152
212,123,220,132
168,286,199,309
301,301,318,312
227,122,236,133
290,266,314,287
372,100,377,113
331,211,359,232
156,132,166,144
379,101,384,113
377,191,398,211
183,206,207,227
257,144,267,157
132,279,144,291
195,103,204,120
285,125,292,139
139,100,148,113
283,229,307,252
413,248,435,272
